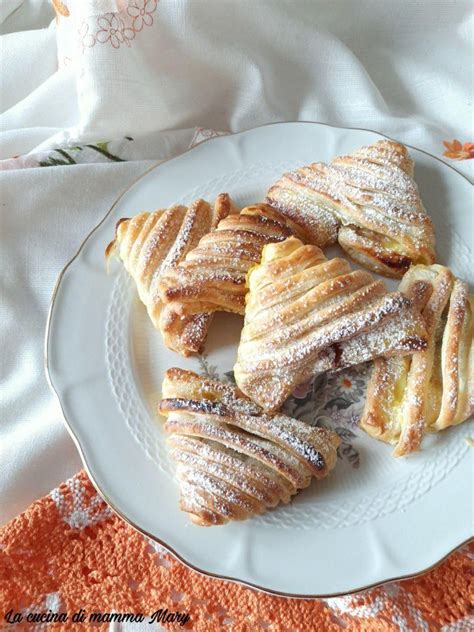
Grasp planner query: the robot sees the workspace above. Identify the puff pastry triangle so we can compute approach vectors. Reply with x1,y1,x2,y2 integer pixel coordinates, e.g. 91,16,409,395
267,139,436,277
106,194,235,355
234,237,427,411
360,264,473,456
159,368,340,526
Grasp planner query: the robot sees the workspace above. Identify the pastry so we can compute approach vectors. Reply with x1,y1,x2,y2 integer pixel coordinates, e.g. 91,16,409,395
159,368,340,526
106,194,235,355
233,237,427,412
360,264,473,456
158,203,294,350
267,139,436,277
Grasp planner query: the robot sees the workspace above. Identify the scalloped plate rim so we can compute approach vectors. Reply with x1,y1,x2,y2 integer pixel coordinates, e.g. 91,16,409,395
45,121,473,597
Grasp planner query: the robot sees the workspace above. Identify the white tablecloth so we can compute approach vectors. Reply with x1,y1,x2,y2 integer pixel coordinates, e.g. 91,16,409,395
1,0,473,526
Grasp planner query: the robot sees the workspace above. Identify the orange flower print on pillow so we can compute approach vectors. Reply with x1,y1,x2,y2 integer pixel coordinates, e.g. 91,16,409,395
443,140,474,160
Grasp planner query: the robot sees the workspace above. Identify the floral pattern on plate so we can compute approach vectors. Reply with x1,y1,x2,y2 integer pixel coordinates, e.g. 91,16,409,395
197,353,371,470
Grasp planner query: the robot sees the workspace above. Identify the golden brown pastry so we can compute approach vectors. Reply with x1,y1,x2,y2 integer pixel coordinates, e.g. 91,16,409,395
159,368,340,526
158,204,295,351
105,194,235,355
267,139,436,278
233,237,427,412
360,264,473,456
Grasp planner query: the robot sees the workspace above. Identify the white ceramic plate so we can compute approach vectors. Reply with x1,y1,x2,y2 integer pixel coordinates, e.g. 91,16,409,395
46,122,473,597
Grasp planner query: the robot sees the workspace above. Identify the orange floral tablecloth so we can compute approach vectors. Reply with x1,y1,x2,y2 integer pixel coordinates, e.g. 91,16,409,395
0,470,472,631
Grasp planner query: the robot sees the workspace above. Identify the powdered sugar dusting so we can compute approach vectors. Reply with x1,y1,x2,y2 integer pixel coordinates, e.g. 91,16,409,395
234,238,426,411
159,368,340,525
158,205,291,316
110,196,234,354
360,265,473,456
267,139,435,267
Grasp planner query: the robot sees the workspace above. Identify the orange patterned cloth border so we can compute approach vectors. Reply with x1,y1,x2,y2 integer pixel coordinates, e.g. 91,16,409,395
0,470,472,631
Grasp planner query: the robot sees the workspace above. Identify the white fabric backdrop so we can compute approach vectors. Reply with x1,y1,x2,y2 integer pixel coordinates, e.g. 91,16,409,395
1,0,473,525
